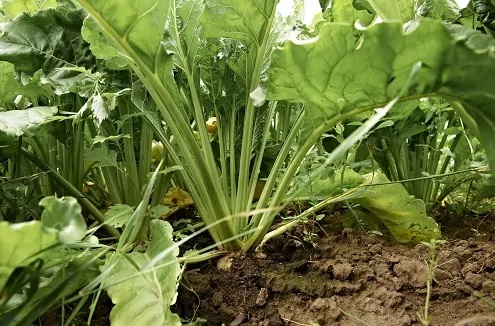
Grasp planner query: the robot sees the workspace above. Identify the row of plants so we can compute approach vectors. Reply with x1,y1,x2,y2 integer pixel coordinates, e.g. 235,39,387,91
1,0,495,324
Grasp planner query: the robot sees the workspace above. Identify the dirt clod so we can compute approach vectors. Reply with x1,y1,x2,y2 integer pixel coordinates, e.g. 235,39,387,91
175,215,495,326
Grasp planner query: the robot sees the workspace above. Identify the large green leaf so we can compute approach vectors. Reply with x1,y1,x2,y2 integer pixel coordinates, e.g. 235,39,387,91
39,196,87,244
77,0,171,78
0,0,57,18
167,0,205,68
102,220,181,326
0,221,58,290
0,7,95,93
201,0,279,46
0,106,57,136
267,19,495,170
354,172,440,243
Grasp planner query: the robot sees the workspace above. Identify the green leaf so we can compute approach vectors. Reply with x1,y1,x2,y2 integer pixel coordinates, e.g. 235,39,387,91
355,172,440,243
104,204,134,228
39,196,87,244
473,0,495,31
0,0,57,18
92,134,131,145
85,146,118,168
102,220,181,326
267,19,495,170
0,7,95,94
294,168,364,199
0,62,49,109
329,0,374,24
416,0,460,21
201,0,278,46
0,106,57,136
0,221,58,290
168,0,205,67
77,0,171,77
81,16,128,69
364,0,415,21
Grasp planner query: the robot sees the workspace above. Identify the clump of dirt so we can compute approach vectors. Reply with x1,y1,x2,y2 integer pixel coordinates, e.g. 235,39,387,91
174,215,495,326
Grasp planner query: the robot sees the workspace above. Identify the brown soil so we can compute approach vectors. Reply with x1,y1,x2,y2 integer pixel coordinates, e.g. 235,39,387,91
174,212,495,326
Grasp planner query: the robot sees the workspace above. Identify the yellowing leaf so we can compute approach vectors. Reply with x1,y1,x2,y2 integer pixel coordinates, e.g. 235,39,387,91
162,187,193,207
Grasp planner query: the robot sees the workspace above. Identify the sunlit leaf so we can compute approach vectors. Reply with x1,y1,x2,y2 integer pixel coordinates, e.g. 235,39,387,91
0,0,57,18
0,221,58,289
0,106,57,136
267,19,495,170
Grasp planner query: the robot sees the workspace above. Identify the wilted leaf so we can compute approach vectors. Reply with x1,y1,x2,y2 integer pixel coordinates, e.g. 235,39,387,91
355,172,440,243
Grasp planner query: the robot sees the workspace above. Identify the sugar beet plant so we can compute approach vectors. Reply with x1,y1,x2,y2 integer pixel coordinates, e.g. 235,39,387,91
70,0,495,250
2,0,495,252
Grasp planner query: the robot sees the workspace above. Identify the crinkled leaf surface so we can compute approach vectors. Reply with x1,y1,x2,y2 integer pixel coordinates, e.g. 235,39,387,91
102,220,181,326
355,172,440,243
0,106,57,136
0,0,57,18
0,221,58,289
0,7,95,93
40,196,87,244
267,19,495,170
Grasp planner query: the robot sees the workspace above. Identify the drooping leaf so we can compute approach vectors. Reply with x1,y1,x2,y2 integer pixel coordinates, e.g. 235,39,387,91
354,172,440,243
0,221,58,289
267,19,495,170
39,196,87,244
0,0,57,18
0,7,96,94
0,106,57,136
102,220,181,326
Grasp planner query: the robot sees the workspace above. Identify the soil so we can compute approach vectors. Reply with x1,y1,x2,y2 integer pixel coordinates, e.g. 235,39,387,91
174,209,495,326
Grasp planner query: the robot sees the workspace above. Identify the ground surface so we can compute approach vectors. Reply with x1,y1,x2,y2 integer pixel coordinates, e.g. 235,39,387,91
174,210,495,326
